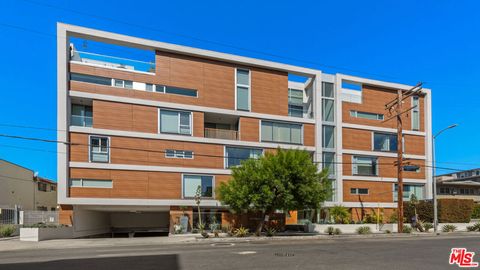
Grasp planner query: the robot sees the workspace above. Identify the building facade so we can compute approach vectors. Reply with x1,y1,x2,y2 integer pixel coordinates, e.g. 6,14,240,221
436,169,480,203
0,159,57,211
57,23,432,236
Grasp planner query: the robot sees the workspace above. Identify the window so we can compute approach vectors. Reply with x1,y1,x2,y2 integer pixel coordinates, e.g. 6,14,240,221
183,175,213,198
38,182,47,192
236,69,250,111
352,156,378,176
71,104,93,127
261,121,302,144
288,89,304,117
165,149,194,159
322,152,335,176
154,85,198,97
159,110,192,135
350,110,384,120
373,133,397,152
145,83,154,92
225,147,263,168
322,99,335,122
69,179,113,188
90,136,109,163
113,79,133,89
351,188,369,195
50,185,56,192
322,82,334,98
70,73,111,86
394,184,424,201
412,96,420,130
322,125,335,148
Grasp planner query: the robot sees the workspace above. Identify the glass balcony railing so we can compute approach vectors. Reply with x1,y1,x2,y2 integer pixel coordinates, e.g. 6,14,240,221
71,115,93,127
71,51,155,73
204,128,238,140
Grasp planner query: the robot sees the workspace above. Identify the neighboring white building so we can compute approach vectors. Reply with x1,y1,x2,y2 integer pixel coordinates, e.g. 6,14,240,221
0,159,57,210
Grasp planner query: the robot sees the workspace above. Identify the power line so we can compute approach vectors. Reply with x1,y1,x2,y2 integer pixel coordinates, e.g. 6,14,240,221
0,132,469,172
7,1,401,80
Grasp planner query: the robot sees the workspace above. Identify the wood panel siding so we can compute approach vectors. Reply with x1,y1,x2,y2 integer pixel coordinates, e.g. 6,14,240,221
93,100,157,133
69,133,226,169
69,168,231,199
342,128,426,156
193,111,204,137
59,205,73,226
250,68,289,116
303,124,315,147
343,180,393,203
239,117,259,142
342,84,425,132
342,154,426,179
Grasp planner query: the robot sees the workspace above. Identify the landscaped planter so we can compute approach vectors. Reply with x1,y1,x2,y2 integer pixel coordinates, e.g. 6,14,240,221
20,227,73,242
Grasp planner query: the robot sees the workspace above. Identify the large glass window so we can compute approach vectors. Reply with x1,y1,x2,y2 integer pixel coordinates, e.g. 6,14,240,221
373,133,397,152
412,96,420,130
394,184,424,201
322,82,334,98
70,73,111,85
322,125,335,149
71,104,93,127
261,121,302,144
160,110,192,135
183,175,213,198
352,156,378,176
288,89,304,118
225,147,263,168
236,69,250,111
90,136,109,163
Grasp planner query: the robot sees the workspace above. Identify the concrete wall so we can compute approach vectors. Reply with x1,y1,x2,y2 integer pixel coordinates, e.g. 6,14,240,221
110,212,169,228
0,160,35,209
72,206,111,238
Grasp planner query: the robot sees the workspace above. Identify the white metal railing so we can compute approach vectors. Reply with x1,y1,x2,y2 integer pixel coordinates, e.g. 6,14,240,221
204,128,238,140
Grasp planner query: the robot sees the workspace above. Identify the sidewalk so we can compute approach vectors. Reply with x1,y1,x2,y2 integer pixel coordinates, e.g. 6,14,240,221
1,232,479,252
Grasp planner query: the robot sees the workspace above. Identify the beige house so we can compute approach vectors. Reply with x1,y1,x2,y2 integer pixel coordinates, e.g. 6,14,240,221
436,169,480,203
0,159,57,210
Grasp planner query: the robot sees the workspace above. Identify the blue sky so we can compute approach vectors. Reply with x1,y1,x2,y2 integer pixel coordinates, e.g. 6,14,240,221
0,0,479,180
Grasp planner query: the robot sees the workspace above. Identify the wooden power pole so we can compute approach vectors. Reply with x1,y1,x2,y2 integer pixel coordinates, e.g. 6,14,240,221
384,82,423,233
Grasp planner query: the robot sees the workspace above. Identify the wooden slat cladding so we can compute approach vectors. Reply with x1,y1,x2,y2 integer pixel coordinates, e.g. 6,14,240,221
69,168,231,199
239,117,259,142
342,154,426,179
69,133,225,169
342,84,425,132
93,100,157,133
250,68,289,115
343,180,393,203
342,128,426,155
303,124,315,146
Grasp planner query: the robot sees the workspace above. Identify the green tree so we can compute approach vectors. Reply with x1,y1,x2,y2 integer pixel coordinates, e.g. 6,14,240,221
217,148,331,235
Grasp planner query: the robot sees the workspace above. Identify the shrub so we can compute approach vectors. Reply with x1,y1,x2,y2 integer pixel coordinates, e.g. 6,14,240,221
438,199,474,223
403,200,434,222
466,222,480,232
0,225,15,237
402,225,413,233
423,223,433,232
472,204,480,219
384,229,391,234
442,224,457,233
330,205,350,224
325,226,335,235
265,227,276,237
356,226,371,235
234,227,249,237
333,228,342,235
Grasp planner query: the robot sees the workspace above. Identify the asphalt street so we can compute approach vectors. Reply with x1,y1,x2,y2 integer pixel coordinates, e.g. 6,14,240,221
0,235,478,270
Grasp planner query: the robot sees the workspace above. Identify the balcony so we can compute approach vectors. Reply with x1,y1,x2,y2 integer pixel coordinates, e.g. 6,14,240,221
204,128,238,140
71,115,93,127
204,112,239,141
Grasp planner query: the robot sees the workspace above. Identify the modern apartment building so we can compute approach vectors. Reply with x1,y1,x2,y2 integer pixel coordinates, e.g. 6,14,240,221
57,23,432,236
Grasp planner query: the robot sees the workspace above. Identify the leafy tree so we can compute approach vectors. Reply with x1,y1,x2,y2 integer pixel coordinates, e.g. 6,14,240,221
217,148,331,234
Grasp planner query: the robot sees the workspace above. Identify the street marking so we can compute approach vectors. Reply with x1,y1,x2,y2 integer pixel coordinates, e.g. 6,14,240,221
235,251,257,255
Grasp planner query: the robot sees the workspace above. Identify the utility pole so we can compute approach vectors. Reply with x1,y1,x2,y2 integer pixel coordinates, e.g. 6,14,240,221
384,82,423,233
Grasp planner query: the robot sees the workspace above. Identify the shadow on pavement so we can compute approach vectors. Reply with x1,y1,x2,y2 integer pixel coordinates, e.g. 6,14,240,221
0,254,180,270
